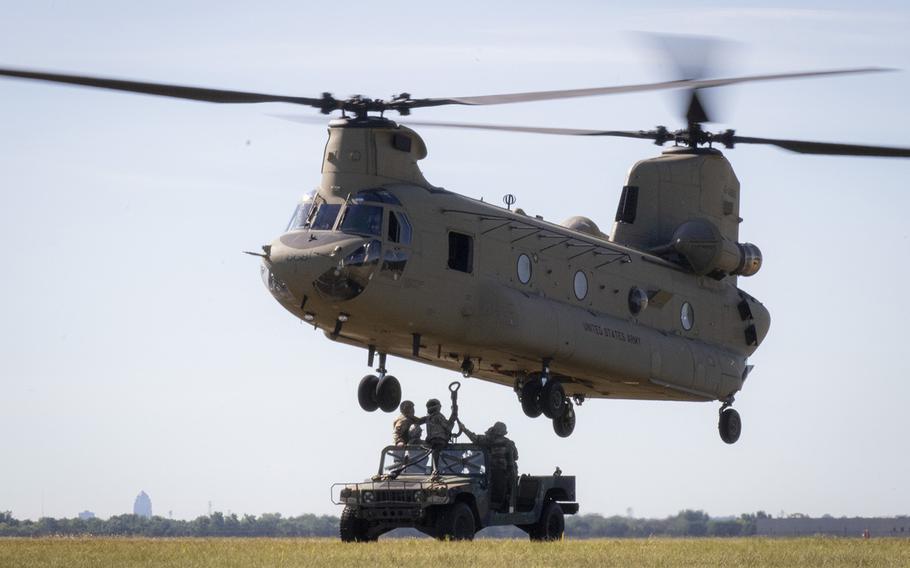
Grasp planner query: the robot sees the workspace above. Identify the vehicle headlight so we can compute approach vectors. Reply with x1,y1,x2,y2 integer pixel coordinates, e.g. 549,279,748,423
426,488,449,504
414,490,426,502
362,491,375,503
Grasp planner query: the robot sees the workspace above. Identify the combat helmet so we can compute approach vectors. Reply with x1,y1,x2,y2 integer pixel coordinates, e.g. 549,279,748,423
489,421,508,436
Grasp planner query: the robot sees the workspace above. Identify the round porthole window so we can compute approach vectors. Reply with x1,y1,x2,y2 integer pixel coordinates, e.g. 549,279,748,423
680,301,695,331
573,271,588,300
628,287,649,315
517,254,532,284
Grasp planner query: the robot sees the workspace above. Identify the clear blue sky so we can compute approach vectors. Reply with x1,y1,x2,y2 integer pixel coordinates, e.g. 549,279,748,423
1,1,908,521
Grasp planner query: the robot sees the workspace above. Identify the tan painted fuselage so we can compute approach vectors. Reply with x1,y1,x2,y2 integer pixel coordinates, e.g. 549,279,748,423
264,118,770,405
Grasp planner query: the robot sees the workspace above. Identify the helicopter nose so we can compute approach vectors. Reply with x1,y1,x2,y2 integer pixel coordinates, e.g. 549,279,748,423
263,233,380,305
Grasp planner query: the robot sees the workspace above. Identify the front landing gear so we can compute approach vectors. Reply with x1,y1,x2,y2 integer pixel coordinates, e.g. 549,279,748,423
517,366,577,437
718,401,742,444
357,352,401,413
552,400,576,438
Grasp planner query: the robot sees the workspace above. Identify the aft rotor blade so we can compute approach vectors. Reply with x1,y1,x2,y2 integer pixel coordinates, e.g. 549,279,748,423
732,135,910,158
414,67,893,108
398,119,657,139
0,67,328,107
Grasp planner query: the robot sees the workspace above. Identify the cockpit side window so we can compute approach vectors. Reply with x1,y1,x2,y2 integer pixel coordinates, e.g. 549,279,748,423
339,204,383,237
285,191,317,231
286,203,310,231
387,211,412,245
310,203,341,230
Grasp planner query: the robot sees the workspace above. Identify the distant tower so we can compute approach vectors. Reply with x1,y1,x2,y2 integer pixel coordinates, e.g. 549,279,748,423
133,491,152,518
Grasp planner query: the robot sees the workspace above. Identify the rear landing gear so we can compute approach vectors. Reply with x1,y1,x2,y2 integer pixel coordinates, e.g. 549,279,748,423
517,367,577,437
357,352,401,413
718,401,741,444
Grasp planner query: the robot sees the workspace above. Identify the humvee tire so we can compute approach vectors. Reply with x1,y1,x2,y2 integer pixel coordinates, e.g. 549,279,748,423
434,502,476,541
340,506,375,542
528,501,564,541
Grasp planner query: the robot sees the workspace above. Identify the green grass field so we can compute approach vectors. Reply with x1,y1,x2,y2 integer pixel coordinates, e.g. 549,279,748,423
2,537,909,568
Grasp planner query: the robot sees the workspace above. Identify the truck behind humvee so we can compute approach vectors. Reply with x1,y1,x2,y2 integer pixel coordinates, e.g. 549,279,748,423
332,444,577,541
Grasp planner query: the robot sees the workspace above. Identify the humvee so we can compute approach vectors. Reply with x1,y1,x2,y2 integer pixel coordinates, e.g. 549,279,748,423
332,444,578,541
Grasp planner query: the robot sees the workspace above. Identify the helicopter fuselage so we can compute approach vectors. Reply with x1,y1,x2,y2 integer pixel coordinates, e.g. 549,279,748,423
263,118,770,406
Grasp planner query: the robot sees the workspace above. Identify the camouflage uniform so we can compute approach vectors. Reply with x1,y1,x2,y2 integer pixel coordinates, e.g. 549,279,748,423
424,398,458,475
462,422,518,510
392,400,426,446
425,408,457,448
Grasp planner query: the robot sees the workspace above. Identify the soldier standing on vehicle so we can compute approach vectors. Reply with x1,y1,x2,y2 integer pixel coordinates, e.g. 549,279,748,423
459,421,519,511
424,397,458,475
424,398,458,447
393,400,425,446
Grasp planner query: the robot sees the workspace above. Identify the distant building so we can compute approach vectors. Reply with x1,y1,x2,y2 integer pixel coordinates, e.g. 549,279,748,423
133,491,152,518
757,517,910,537
78,510,95,520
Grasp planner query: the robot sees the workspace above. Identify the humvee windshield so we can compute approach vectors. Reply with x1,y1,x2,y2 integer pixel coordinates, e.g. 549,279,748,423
381,446,487,477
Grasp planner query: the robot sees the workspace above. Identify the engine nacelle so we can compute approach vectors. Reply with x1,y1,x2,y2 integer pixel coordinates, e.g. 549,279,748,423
670,219,762,277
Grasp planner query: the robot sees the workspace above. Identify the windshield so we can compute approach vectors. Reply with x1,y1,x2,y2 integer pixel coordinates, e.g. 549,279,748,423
285,192,316,231
380,446,486,477
340,204,383,237
310,203,341,230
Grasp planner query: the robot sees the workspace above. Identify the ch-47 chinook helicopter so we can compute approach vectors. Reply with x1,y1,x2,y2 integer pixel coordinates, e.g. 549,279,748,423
3,61,908,444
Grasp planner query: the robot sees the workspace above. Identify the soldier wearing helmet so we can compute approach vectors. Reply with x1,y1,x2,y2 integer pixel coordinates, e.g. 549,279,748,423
459,420,519,511
393,400,426,446
424,397,458,449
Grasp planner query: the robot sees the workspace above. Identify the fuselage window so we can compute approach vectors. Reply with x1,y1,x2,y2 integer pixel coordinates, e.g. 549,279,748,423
340,204,383,237
680,301,695,330
574,270,588,300
388,211,413,245
517,254,532,284
448,232,473,273
310,203,341,230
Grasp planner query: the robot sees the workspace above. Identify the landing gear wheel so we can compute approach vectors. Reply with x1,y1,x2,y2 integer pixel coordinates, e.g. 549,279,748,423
552,402,576,438
434,502,475,541
375,375,401,413
340,506,374,542
520,380,543,418
529,501,565,541
357,375,380,412
718,408,742,444
539,380,566,419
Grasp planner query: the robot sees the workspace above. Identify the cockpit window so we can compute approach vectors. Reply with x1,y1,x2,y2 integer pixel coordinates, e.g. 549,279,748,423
285,192,316,231
354,188,401,205
339,204,383,237
388,211,412,245
310,203,341,231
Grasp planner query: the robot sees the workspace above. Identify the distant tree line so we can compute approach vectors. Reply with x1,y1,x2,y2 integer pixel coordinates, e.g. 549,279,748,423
0,510,772,538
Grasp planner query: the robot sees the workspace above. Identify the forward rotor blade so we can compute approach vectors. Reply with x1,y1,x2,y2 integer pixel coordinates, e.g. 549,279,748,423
0,65,893,115
0,67,327,107
414,67,893,108
732,135,910,158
